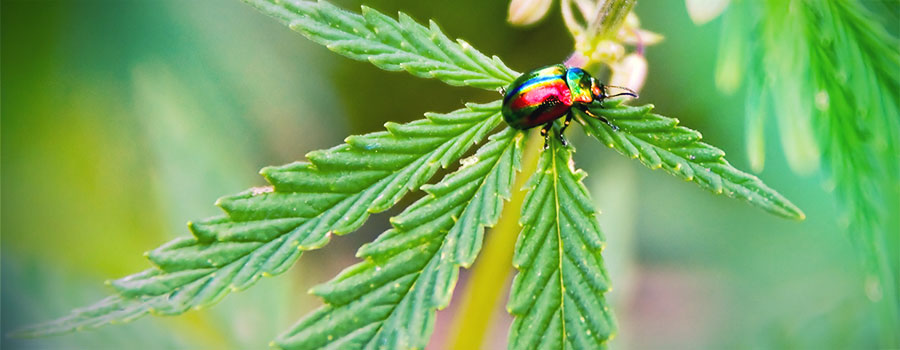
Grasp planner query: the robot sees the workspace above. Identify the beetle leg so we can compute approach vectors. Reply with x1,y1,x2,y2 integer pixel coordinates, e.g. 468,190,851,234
558,112,573,147
581,106,619,131
540,123,553,150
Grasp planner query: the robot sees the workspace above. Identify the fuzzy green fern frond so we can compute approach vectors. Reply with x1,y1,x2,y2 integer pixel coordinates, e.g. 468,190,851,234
803,0,900,342
716,0,899,344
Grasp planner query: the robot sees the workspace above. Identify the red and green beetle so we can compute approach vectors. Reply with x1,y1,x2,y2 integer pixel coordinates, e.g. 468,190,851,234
501,64,637,148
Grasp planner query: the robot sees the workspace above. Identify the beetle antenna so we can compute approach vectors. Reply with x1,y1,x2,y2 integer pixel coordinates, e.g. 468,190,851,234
604,85,639,99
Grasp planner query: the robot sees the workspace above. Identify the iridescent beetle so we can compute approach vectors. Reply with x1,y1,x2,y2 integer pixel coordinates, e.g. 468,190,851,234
501,64,637,148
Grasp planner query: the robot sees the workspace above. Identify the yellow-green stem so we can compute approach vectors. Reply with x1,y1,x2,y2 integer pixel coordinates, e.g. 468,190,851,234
446,130,542,350
590,0,636,39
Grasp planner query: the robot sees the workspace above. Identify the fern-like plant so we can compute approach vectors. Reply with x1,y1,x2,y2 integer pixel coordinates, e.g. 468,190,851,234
710,0,899,346
14,1,803,349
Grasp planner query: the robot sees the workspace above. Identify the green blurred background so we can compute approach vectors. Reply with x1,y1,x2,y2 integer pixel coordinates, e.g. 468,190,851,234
1,0,892,349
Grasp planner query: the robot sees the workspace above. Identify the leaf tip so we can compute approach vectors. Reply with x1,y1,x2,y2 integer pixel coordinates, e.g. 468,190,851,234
787,206,806,221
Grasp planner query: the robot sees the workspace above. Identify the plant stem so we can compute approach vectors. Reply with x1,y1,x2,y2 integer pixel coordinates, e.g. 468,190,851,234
446,130,542,350
589,0,635,40
447,4,638,346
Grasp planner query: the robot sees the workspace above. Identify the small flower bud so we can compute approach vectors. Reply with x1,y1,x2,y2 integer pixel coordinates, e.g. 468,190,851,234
617,13,664,49
619,28,664,47
507,0,554,26
609,53,648,92
685,0,731,25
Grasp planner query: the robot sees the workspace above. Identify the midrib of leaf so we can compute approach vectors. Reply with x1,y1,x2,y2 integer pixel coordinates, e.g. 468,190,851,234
13,102,503,337
551,137,568,348
242,0,519,90
274,128,522,350
581,99,805,220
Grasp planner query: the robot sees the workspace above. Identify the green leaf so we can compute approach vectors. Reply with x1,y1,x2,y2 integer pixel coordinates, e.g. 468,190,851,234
242,0,519,90
507,134,615,350
13,102,504,337
801,0,899,341
274,128,523,350
719,0,899,341
580,99,805,220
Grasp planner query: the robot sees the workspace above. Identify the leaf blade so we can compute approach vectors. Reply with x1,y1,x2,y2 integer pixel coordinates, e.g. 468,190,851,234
580,100,805,220
242,0,518,90
13,102,503,337
508,135,615,350
275,128,524,350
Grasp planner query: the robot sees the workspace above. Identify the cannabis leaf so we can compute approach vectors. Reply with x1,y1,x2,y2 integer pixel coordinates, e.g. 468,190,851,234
508,134,615,349
274,128,522,350
579,99,805,220
243,0,519,90
16,2,807,350
13,102,505,337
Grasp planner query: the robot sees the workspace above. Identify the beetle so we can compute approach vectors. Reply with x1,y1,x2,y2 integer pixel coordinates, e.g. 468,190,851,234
501,64,637,148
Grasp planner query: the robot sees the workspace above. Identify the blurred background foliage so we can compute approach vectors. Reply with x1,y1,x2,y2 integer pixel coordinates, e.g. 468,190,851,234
1,0,896,349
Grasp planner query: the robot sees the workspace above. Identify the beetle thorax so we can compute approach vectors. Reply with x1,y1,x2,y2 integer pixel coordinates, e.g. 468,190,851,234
564,68,596,105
